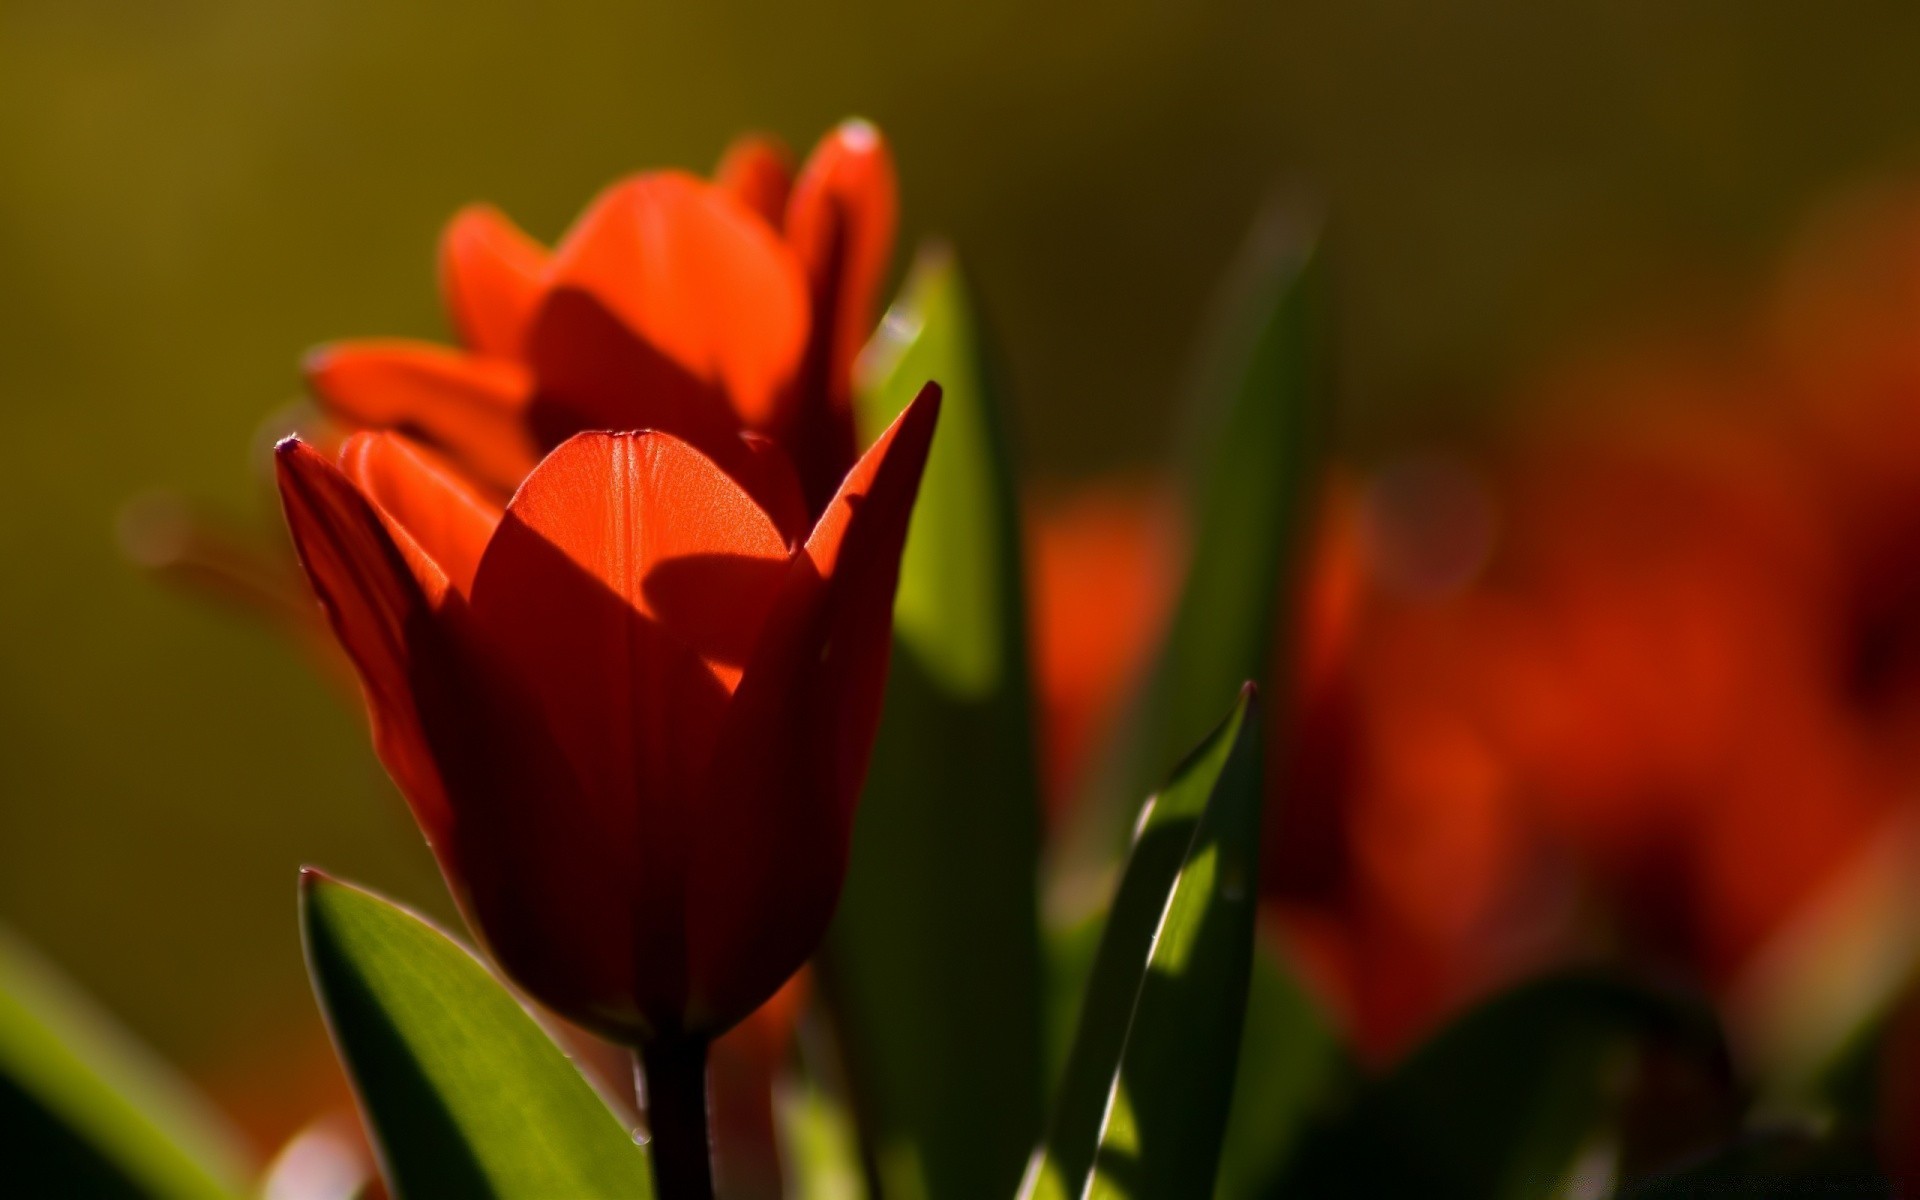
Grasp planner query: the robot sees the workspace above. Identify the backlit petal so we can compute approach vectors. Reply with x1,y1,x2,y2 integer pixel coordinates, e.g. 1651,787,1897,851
542,172,809,432
524,288,810,536
466,431,792,1028
305,341,539,496
783,119,899,510
274,437,453,835
686,384,940,1031
714,134,794,228
340,432,504,600
439,203,549,357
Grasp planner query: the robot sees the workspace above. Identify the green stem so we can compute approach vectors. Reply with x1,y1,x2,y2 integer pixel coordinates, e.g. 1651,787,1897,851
639,1036,715,1200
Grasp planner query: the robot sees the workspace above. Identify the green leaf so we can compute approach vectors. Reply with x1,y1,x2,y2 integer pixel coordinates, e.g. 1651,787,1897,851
1024,686,1264,1200
0,926,251,1199
826,242,1046,1200
1269,973,1730,1200
300,871,651,1199
1210,942,1353,1200
775,1070,868,1200
1052,208,1330,971
1122,212,1331,822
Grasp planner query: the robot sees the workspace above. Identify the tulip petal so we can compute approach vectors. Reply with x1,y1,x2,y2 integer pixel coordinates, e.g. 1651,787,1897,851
439,203,550,358
686,384,940,1031
714,134,794,228
540,171,809,433
305,341,540,497
525,286,806,533
340,432,504,600
274,437,453,835
784,119,899,510
466,431,792,1029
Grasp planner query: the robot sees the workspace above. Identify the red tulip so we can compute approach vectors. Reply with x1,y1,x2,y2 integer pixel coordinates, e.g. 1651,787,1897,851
304,121,896,526
275,387,939,1046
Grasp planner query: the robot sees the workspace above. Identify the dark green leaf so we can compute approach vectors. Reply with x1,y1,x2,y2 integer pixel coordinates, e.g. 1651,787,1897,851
1145,213,1329,781
1047,219,1332,1102
821,243,1044,1198
1024,686,1264,1200
825,242,1046,1200
1068,209,1330,863
1210,941,1353,1200
300,871,651,1199
1269,972,1730,1200
0,927,250,1199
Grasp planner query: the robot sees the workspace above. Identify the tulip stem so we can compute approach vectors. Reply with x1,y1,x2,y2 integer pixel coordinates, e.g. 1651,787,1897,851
639,1037,716,1200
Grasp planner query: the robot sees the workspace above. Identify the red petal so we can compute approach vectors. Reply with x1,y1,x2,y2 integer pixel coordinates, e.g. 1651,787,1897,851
339,432,504,600
714,134,794,228
524,289,810,538
274,437,453,836
305,341,539,497
738,432,811,545
439,204,549,358
465,431,793,1028
783,120,899,511
539,171,809,433
685,383,940,1031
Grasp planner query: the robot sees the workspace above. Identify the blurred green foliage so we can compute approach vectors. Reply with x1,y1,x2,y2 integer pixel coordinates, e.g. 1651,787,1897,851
831,248,1044,1199
7,0,1920,1126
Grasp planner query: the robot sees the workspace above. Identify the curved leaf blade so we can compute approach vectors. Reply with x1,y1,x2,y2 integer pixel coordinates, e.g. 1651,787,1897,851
1211,941,1352,1200
0,927,250,1199
300,871,651,1199
1117,212,1330,826
824,243,1046,1200
1024,686,1264,1200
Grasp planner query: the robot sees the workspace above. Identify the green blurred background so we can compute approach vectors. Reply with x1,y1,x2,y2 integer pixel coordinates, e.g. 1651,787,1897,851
6,0,1920,1138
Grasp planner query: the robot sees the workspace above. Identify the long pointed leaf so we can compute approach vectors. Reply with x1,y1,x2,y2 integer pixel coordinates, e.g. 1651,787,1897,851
1104,211,1331,838
0,927,250,1199
1211,941,1352,1199
1024,685,1263,1200
824,244,1046,1200
300,871,651,1199
1049,213,1330,1056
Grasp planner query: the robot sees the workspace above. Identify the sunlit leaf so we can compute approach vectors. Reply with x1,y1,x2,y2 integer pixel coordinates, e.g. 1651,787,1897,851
0,926,251,1199
1023,686,1263,1200
300,871,651,1199
775,1071,868,1200
825,243,1046,1200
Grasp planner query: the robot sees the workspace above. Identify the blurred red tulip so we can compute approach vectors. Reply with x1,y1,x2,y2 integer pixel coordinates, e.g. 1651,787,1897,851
1024,477,1183,820
1018,184,1920,1066
274,389,938,1045
1266,186,1920,1060
305,121,895,525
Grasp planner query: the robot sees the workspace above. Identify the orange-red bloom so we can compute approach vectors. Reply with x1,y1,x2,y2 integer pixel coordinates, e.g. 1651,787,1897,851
305,121,895,524
1025,183,1920,1067
1024,477,1182,820
1265,209,1920,1059
275,390,939,1043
